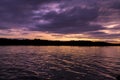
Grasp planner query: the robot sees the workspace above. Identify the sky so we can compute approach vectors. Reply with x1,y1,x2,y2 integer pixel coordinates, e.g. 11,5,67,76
0,0,120,42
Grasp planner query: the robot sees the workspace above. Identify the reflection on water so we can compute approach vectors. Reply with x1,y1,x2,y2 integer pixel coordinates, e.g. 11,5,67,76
0,46,120,80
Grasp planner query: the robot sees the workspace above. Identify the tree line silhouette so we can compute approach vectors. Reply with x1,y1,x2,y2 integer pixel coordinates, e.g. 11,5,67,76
0,38,119,46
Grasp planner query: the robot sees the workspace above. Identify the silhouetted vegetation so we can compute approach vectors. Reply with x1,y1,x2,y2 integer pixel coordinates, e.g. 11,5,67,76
0,38,119,46
116,76,120,80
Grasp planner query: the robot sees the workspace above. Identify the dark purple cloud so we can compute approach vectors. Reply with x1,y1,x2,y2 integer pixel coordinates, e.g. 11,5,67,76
86,31,120,39
0,26,10,29
110,1,120,9
0,0,120,40
32,6,105,34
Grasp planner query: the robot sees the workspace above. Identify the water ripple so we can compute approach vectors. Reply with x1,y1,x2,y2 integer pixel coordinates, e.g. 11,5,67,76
0,46,119,80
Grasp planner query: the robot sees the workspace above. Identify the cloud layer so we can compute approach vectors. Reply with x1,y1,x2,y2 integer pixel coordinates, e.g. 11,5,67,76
0,0,120,41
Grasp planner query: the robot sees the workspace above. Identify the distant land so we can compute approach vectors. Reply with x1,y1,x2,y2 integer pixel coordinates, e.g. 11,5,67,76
0,38,120,46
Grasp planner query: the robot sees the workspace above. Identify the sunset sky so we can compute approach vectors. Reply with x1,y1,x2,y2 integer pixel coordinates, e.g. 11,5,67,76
0,0,120,42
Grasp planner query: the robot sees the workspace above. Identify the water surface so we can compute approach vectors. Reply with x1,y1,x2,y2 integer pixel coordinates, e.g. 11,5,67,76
0,46,120,80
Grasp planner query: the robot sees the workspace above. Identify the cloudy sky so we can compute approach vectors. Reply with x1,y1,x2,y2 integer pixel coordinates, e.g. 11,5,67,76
0,0,120,42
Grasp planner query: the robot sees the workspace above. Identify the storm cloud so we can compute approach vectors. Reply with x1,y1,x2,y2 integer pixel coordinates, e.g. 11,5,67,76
0,0,120,41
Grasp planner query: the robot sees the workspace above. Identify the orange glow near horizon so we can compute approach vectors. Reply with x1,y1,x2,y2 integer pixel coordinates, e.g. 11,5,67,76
0,29,117,43
0,28,119,43
1,0,120,44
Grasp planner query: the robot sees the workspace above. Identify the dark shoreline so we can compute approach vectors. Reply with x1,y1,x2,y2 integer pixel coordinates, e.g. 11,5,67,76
0,38,119,46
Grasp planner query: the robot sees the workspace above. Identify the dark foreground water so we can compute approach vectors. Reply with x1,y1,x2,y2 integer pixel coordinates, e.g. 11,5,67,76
0,46,120,80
